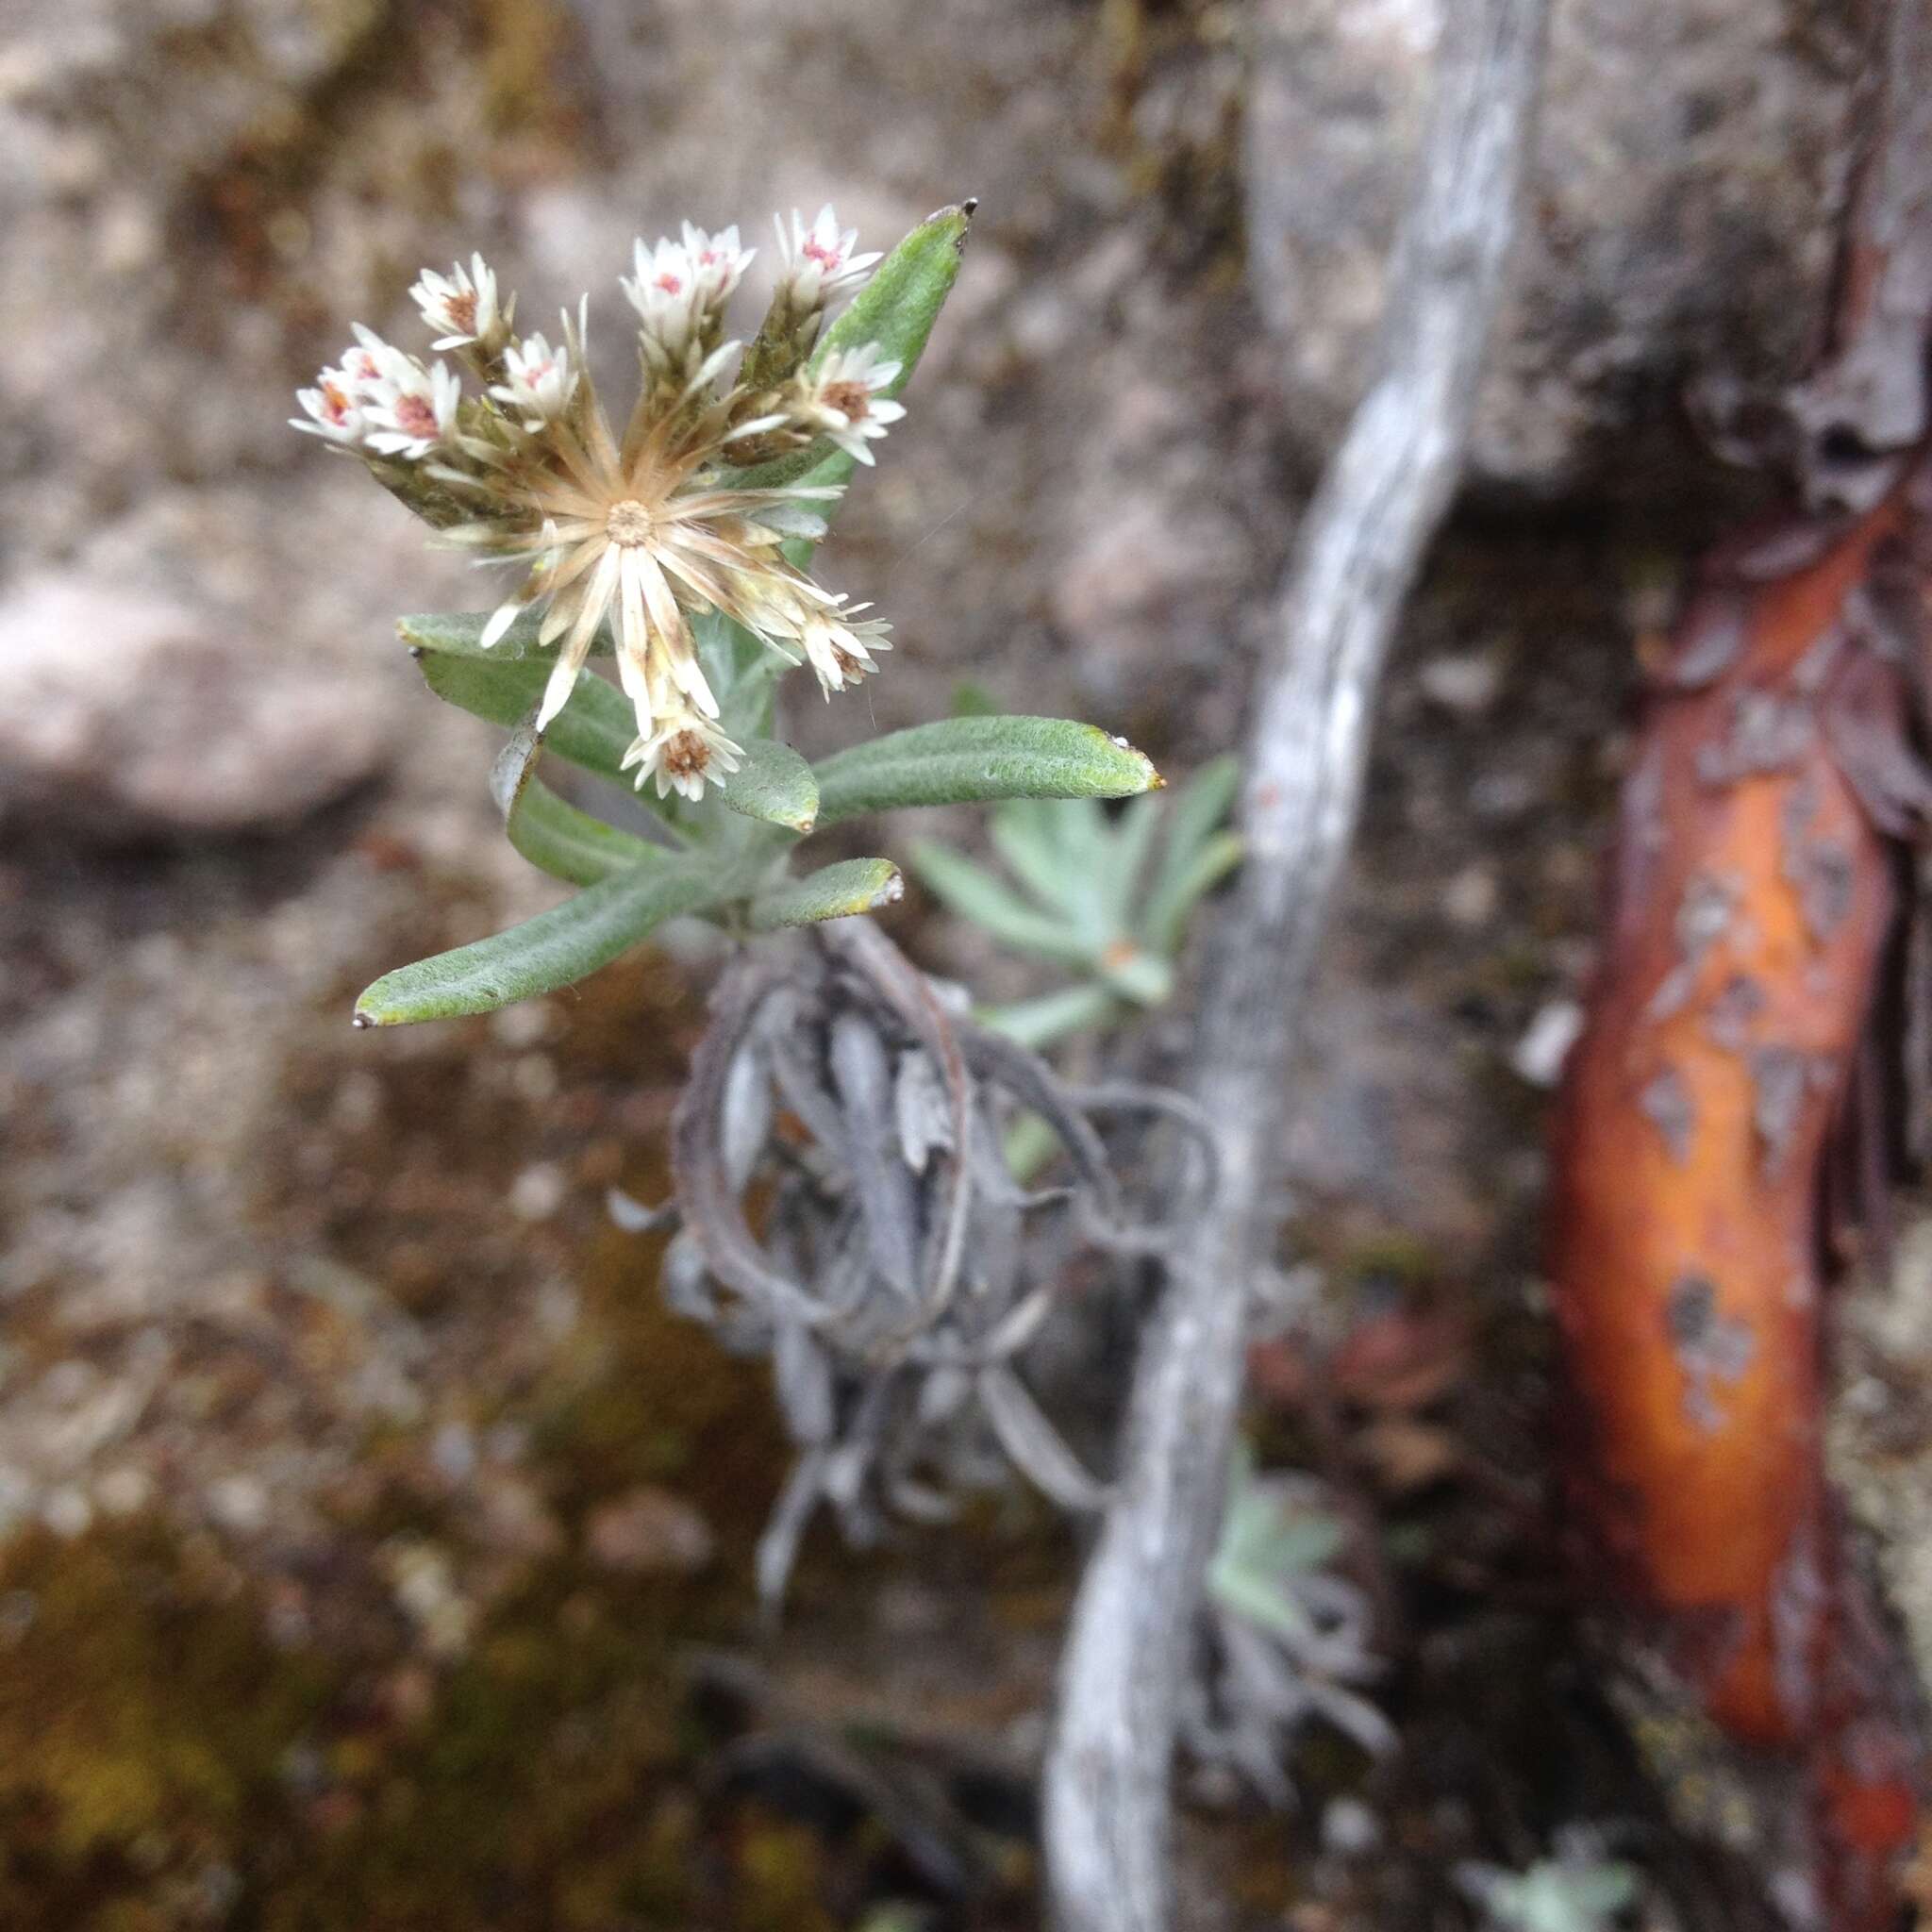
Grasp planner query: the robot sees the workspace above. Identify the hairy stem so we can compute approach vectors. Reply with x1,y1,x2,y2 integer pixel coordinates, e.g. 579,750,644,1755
1041,4,1550,1925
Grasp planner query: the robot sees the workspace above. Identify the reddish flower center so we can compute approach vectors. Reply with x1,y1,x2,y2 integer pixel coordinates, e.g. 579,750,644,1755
802,237,843,270
446,289,478,332
393,393,439,440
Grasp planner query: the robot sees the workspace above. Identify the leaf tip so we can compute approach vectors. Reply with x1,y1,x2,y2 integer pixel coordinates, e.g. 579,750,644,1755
1102,730,1163,791
924,200,976,253
350,1006,378,1029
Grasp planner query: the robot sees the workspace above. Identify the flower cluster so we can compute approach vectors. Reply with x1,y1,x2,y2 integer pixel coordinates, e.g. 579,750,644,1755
292,208,903,800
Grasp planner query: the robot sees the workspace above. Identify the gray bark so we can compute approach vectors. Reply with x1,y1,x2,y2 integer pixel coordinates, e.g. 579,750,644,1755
1041,3,1552,1925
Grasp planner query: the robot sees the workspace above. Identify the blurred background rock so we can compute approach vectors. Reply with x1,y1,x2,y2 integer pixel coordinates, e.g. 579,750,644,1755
0,1,1879,1925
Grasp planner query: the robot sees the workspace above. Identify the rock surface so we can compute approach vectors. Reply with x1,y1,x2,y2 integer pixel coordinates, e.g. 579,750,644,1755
0,569,391,840
1246,0,1874,491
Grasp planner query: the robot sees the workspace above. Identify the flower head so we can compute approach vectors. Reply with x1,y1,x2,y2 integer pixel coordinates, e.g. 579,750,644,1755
291,369,367,444
799,600,893,696
293,207,900,759
622,705,744,801
366,361,460,458
491,326,577,428
622,225,754,380
775,204,881,310
410,253,508,353
796,343,906,466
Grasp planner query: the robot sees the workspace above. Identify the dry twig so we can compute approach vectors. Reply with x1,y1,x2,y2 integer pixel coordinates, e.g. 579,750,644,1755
1041,5,1550,1924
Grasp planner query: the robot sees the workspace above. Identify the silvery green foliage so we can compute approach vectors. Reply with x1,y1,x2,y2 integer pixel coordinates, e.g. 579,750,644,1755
908,752,1241,1049
337,208,1165,1027
1186,1446,1395,1803
324,202,1216,1620
1456,1832,1640,1932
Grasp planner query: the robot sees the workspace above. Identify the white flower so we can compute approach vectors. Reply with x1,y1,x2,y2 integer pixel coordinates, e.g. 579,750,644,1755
623,225,755,362
297,205,908,756
799,600,892,695
337,331,389,391
680,222,754,307
360,351,462,458
491,328,577,428
409,252,507,352
621,706,744,801
799,343,905,465
774,204,881,309
290,369,368,443
622,235,701,368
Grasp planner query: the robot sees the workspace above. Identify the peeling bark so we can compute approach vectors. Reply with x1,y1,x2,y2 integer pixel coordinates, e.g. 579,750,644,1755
1550,491,1928,1925
1551,8,1932,1920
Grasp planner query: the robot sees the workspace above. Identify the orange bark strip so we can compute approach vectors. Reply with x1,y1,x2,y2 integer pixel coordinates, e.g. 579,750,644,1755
1552,503,1901,1748
1551,487,1932,1917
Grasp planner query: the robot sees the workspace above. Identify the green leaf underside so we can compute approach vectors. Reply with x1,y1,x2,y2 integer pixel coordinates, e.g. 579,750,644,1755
506,777,670,887
749,858,903,931
418,651,635,782
721,738,819,832
355,863,724,1025
724,203,973,500
692,608,783,741
815,717,1159,825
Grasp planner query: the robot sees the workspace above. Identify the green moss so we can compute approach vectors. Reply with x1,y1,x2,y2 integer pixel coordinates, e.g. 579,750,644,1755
0,1524,326,1919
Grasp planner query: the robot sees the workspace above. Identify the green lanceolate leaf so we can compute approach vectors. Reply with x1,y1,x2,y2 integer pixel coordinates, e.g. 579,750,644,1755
1163,753,1241,864
987,797,1088,913
979,982,1120,1051
1101,791,1164,924
1141,756,1242,953
506,781,671,886
727,202,974,503
400,608,612,662
1142,829,1242,957
416,651,636,783
814,716,1161,825
906,841,1096,968
991,795,1122,943
749,858,904,930
721,738,819,833
354,861,724,1026
490,724,667,888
